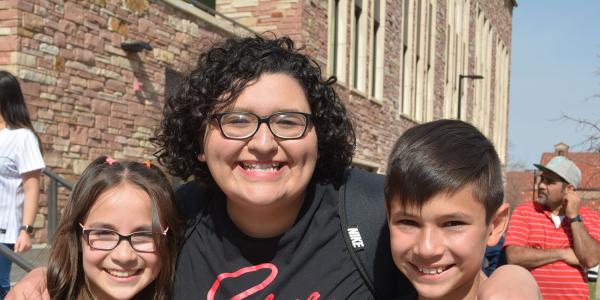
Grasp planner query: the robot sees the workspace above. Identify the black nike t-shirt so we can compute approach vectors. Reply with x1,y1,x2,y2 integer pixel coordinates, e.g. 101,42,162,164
173,181,373,299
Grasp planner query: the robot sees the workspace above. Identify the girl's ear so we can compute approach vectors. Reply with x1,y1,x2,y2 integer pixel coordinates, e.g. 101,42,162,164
487,203,510,247
197,151,205,162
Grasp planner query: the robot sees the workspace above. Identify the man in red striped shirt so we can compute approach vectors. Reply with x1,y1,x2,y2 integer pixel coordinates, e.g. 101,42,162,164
505,156,600,299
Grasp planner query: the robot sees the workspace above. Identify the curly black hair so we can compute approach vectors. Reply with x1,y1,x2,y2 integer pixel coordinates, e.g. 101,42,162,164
153,34,355,185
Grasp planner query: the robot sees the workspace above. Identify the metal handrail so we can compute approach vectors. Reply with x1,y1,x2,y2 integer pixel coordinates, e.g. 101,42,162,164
43,169,73,189
0,244,35,272
42,169,73,241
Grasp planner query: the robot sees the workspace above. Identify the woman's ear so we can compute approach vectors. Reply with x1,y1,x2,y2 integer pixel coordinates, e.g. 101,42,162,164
487,203,510,247
197,152,206,162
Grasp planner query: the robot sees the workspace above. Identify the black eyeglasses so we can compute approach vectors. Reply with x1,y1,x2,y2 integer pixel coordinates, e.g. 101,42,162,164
80,223,168,253
212,111,313,140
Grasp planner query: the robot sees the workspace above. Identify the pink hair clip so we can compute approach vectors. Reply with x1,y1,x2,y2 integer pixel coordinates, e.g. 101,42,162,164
105,156,117,166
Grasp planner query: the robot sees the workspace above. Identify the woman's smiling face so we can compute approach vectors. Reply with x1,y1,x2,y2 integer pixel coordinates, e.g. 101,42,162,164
199,72,318,222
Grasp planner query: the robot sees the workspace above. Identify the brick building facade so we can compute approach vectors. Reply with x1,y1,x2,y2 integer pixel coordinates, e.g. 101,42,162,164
0,0,515,243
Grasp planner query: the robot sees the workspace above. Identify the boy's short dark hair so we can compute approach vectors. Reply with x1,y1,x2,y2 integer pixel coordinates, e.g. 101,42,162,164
384,119,503,223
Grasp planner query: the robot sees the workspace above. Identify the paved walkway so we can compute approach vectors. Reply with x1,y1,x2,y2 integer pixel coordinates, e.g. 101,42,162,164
9,244,50,285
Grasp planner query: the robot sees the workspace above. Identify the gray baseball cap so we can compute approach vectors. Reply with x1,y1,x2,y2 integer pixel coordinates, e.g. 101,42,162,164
534,156,581,188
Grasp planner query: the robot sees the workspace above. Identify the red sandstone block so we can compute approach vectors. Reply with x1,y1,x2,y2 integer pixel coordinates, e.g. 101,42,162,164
20,81,40,97
127,101,144,115
0,35,18,51
84,33,104,52
108,117,121,129
48,102,61,111
95,115,108,129
88,128,102,139
58,19,77,35
0,8,18,20
21,12,44,31
138,18,154,34
91,99,111,114
133,116,153,128
57,123,69,138
16,0,33,12
70,127,89,145
0,19,18,27
85,11,105,29
106,79,126,92
88,80,104,91
61,103,73,112
54,32,66,47
64,3,85,24
75,48,95,65
0,52,10,64
37,109,54,120
77,115,95,127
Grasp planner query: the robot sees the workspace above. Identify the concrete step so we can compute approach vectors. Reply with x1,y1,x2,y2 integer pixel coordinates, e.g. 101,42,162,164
9,244,50,285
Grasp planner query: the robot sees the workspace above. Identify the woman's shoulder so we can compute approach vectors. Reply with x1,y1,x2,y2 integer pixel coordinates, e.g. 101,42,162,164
0,127,37,145
174,180,216,221
4,127,36,139
340,168,384,201
8,127,34,134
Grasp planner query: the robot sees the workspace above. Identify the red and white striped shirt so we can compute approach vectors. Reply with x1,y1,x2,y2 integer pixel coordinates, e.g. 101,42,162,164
505,201,600,300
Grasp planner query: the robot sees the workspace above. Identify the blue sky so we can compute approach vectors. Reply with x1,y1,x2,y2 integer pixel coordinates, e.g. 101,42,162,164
508,1,600,168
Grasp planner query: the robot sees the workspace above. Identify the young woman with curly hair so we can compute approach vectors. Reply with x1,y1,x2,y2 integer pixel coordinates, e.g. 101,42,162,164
153,35,379,299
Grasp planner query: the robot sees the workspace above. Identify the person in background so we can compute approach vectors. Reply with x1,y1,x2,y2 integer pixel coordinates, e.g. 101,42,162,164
482,235,506,276
505,156,600,299
0,70,45,299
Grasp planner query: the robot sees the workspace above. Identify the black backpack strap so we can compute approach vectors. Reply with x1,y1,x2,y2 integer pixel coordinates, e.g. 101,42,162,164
338,168,414,299
175,181,213,240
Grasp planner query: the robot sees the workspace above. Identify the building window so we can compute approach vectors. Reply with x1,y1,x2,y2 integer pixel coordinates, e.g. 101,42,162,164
190,0,216,14
351,0,367,92
400,0,412,115
424,1,436,121
370,0,384,100
414,0,423,120
328,0,348,83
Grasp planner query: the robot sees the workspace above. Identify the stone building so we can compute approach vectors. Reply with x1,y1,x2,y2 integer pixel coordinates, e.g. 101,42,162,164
0,0,515,243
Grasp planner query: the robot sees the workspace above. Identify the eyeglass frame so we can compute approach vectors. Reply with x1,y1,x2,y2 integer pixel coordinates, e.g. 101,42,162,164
79,223,169,253
211,111,314,140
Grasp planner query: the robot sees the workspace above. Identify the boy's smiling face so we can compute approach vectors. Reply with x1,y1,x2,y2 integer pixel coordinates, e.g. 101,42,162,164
387,184,507,300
